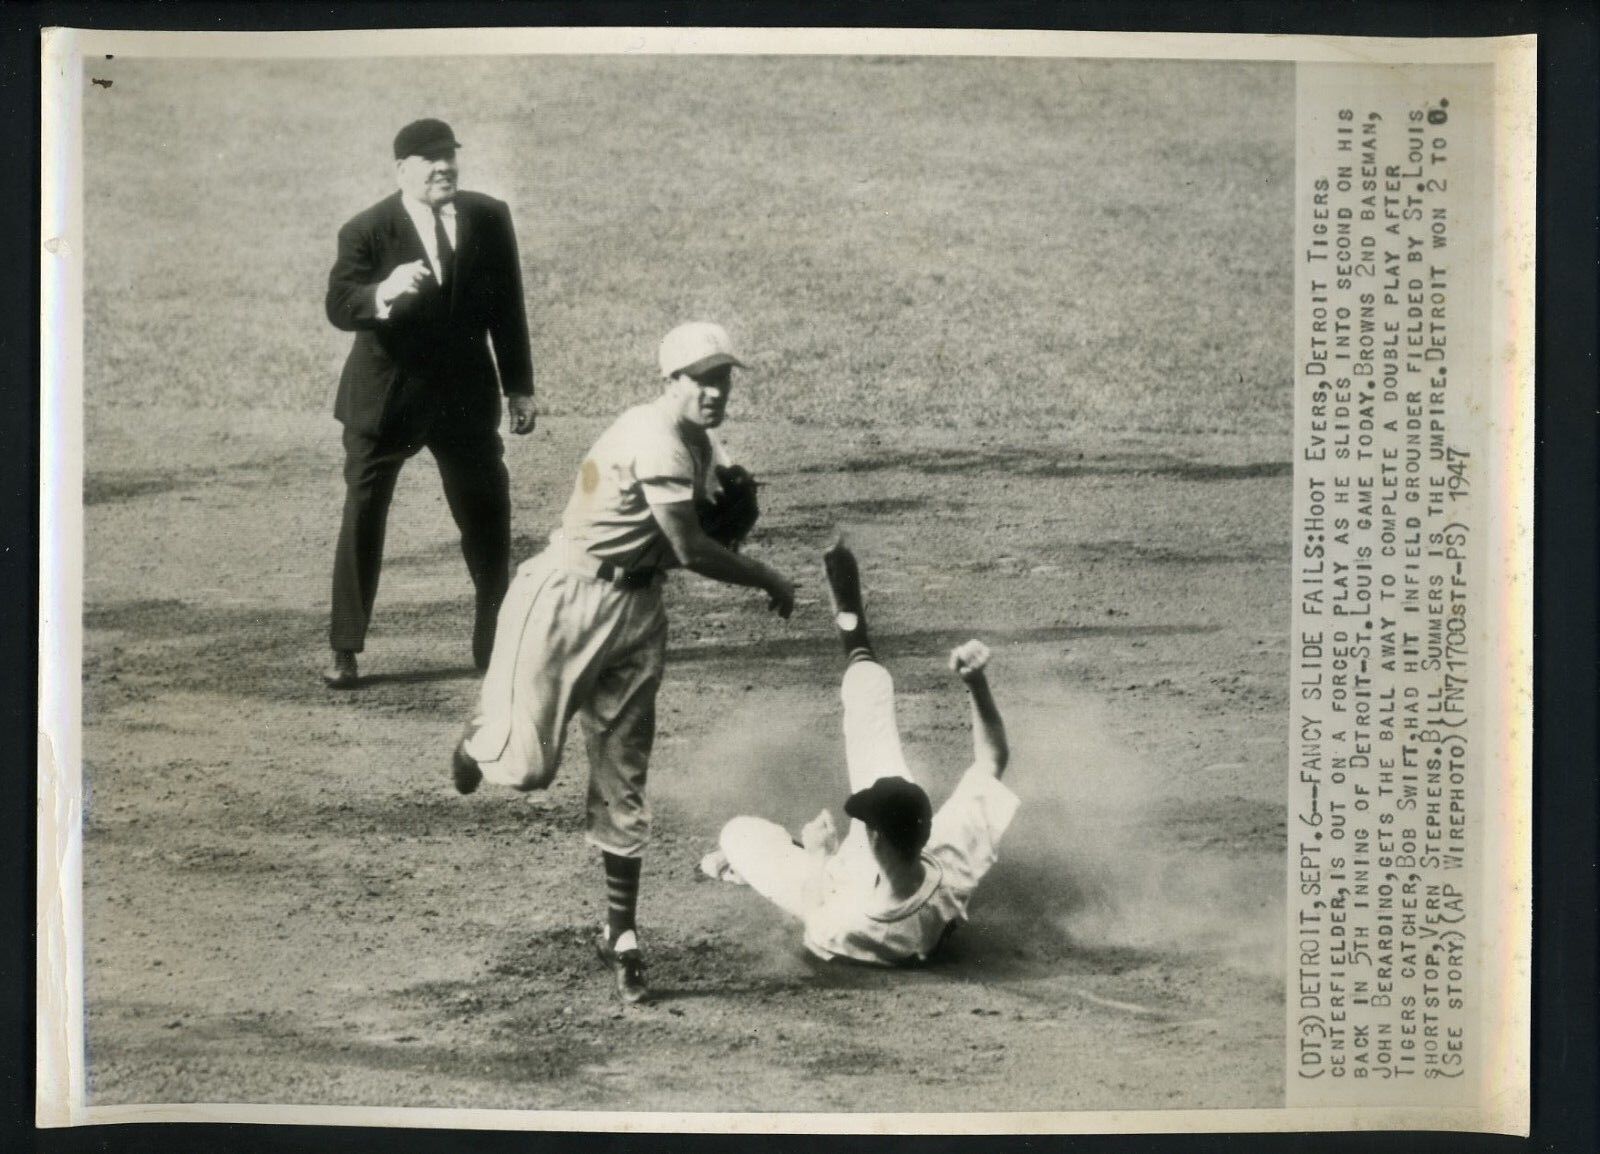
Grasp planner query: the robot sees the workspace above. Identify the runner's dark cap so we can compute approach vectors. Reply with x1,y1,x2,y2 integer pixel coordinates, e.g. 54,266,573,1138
845,776,933,857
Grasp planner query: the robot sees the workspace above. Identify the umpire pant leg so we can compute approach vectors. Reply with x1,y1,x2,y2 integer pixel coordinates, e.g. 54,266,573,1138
330,426,414,652
428,423,512,662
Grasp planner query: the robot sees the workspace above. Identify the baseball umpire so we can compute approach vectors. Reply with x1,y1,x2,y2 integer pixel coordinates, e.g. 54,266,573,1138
323,118,537,689
702,542,1018,967
452,321,796,1003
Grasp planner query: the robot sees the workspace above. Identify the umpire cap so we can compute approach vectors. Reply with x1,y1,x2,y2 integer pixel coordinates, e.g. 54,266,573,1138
845,776,933,857
394,118,462,159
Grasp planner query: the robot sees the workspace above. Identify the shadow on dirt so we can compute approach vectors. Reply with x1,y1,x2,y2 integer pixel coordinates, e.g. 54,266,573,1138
92,1001,602,1093
85,450,334,507
786,447,1291,482
84,473,198,505
356,666,478,687
643,980,801,1004
668,621,1221,666
475,926,816,1008
1020,540,1282,567
305,1031,600,1087
80,598,1223,716
83,597,482,715
458,912,1029,1006
785,495,955,518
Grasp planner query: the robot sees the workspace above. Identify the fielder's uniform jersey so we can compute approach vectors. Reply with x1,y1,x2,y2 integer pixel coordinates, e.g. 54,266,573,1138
801,766,1020,965
462,393,728,855
560,398,728,573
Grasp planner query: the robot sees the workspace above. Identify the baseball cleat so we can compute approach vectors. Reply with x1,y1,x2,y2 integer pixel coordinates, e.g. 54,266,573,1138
822,540,865,620
451,739,483,795
322,649,360,689
824,540,875,661
595,931,650,1004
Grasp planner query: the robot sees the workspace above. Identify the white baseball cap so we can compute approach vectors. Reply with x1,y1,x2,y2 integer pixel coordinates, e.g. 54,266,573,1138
658,321,746,379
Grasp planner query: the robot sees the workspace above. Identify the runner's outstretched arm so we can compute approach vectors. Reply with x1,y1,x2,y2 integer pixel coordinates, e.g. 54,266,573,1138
950,640,1009,780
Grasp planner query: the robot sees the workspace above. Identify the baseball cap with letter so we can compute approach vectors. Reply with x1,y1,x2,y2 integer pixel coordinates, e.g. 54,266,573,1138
659,321,746,379
845,776,933,857
393,118,462,160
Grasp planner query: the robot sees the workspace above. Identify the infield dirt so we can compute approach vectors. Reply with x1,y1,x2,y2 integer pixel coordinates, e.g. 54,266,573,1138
77,54,1292,1115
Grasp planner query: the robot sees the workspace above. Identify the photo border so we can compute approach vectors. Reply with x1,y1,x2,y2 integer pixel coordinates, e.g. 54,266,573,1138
15,2,1591,1152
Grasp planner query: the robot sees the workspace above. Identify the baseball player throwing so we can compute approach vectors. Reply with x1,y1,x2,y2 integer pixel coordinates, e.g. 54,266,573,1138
703,542,1019,966
452,321,795,1003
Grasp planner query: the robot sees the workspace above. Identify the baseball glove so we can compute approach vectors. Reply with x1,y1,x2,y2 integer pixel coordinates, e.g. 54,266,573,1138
696,464,761,550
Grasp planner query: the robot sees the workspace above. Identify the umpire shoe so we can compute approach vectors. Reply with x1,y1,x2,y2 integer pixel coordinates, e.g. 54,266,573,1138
596,931,650,1005
823,540,866,618
322,649,360,690
451,738,483,795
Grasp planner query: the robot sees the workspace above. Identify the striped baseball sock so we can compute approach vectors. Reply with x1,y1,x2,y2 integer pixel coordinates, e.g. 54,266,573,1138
837,614,874,665
602,851,642,948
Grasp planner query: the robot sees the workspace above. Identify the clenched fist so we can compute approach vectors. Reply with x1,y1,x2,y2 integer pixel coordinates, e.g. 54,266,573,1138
948,639,992,683
376,259,433,308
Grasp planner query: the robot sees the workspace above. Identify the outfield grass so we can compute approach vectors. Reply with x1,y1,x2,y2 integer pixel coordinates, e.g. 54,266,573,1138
83,55,1290,434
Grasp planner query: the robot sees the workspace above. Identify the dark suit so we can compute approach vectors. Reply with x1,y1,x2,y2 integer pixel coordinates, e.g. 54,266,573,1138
326,190,533,663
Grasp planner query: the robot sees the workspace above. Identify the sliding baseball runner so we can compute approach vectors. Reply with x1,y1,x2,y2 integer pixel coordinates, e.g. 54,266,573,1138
703,542,1020,966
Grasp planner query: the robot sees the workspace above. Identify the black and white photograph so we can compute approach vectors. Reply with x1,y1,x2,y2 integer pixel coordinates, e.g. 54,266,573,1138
36,26,1535,1133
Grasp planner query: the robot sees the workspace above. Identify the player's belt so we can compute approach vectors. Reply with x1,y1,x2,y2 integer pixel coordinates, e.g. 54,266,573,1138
592,560,662,589
549,534,666,589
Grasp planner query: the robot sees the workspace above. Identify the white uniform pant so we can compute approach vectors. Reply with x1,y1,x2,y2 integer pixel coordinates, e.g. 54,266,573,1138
462,549,667,856
719,660,912,916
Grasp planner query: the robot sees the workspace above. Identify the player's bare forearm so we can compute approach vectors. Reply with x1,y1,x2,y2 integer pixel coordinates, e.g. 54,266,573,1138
652,500,794,615
964,673,1010,779
682,536,774,589
949,639,1008,778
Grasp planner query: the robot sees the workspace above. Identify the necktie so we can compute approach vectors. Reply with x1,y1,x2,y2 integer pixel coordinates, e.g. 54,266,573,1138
433,208,454,288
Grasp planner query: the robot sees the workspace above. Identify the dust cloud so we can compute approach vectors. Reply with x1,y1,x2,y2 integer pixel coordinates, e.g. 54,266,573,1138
658,654,1283,984
662,692,844,837
972,659,1285,981
656,691,849,978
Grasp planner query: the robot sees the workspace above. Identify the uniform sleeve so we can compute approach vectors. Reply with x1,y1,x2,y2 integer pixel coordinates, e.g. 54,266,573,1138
802,884,886,964
636,419,698,506
801,901,849,962
801,861,949,967
927,766,1021,896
